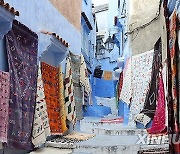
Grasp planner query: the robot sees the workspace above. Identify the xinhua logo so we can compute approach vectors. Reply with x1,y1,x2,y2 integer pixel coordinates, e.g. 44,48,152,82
136,134,180,145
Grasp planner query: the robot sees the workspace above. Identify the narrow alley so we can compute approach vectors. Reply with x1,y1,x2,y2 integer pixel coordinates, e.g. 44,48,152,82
0,0,179,154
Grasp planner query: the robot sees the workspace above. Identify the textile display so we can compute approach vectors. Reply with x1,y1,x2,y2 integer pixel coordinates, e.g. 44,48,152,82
5,20,38,150
116,72,123,107
162,64,168,127
177,11,180,130
168,10,180,153
117,72,123,101
134,39,162,127
103,71,112,80
64,56,76,124
119,58,132,105
70,53,83,120
80,54,91,94
147,72,166,134
82,86,91,105
41,62,62,135
64,132,95,141
134,113,151,127
58,66,68,134
129,50,154,124
32,63,51,147
138,148,169,154
141,38,162,119
0,71,10,143
74,87,83,120
47,136,83,149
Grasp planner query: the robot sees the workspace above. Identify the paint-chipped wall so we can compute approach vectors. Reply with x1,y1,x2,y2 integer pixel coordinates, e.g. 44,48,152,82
49,0,82,31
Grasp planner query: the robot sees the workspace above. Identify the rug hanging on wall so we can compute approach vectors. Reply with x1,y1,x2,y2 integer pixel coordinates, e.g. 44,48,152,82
129,49,154,125
135,38,162,128
116,71,123,107
64,56,76,125
58,65,68,133
119,58,132,105
80,54,91,94
147,71,166,134
5,20,38,150
0,71,10,143
32,62,51,147
134,39,162,127
64,132,95,141
70,53,83,120
168,9,180,153
142,38,162,118
41,62,62,135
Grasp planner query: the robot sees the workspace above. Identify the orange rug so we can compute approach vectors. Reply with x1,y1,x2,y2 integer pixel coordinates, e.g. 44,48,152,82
41,62,62,135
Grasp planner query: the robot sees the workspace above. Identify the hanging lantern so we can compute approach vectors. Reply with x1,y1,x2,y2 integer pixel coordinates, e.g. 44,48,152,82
105,35,114,52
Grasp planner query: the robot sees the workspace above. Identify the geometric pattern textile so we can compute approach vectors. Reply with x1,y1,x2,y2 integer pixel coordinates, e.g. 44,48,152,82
168,10,180,153
41,62,62,135
80,54,91,94
147,72,166,134
117,72,123,102
70,53,83,120
0,71,10,143
119,58,132,105
64,56,76,125
5,20,38,150
64,132,95,141
141,38,162,119
129,50,154,124
32,62,51,147
58,65,68,133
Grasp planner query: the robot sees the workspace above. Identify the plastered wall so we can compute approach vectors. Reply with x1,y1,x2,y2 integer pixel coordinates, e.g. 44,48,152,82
49,0,82,31
128,0,167,59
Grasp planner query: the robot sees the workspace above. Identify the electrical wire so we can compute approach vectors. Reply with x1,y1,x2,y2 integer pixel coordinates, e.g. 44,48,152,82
125,0,163,35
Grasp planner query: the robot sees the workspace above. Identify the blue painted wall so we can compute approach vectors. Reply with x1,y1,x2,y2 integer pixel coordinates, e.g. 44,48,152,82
81,0,96,73
0,39,8,72
0,0,82,153
81,0,112,117
94,78,115,98
5,0,81,57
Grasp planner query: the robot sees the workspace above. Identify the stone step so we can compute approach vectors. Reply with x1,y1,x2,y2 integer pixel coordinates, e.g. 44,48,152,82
91,127,147,136
72,135,169,154
80,117,124,130
80,117,147,136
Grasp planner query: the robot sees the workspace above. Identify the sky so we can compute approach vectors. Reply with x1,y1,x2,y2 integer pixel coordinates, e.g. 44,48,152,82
92,0,109,6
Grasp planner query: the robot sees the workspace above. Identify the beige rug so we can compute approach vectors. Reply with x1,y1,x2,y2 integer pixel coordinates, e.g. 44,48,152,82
64,132,95,141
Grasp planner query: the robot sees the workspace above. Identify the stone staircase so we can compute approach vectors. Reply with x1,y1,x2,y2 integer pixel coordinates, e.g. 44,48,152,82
72,117,169,154
80,117,142,135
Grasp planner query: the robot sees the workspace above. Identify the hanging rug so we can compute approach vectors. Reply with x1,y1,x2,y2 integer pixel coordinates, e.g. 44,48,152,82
46,132,95,149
